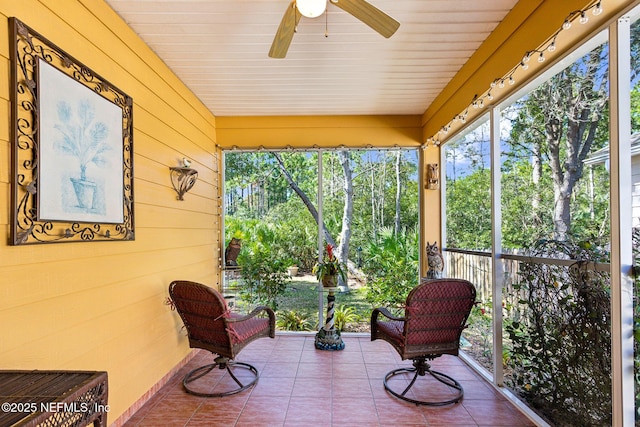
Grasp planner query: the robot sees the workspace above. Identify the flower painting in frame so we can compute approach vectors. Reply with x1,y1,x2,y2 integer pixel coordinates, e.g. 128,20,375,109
38,59,124,224
10,18,134,244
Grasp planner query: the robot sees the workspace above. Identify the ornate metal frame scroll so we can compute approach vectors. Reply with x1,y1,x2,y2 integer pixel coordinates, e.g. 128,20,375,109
10,18,134,245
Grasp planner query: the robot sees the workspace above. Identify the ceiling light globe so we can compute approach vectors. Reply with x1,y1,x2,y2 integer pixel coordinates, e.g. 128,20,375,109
297,0,327,18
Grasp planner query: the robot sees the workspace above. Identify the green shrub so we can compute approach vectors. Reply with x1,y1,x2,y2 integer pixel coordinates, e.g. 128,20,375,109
277,310,314,331
362,227,419,307
505,238,611,427
238,251,290,311
333,305,359,331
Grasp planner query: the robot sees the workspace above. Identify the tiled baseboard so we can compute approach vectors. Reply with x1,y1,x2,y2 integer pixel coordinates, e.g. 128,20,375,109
109,350,197,427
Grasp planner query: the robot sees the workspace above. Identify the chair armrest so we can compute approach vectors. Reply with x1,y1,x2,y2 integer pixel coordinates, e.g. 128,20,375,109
227,306,276,338
371,307,405,322
227,306,275,323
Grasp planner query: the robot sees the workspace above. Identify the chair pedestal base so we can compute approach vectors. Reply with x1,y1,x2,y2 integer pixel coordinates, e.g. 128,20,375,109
383,358,463,406
183,356,259,397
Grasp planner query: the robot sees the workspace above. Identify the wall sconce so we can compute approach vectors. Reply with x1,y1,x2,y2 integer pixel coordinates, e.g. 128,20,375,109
426,163,439,190
169,158,198,200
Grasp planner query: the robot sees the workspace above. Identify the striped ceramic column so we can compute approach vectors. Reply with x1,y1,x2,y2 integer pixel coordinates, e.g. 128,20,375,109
324,291,335,331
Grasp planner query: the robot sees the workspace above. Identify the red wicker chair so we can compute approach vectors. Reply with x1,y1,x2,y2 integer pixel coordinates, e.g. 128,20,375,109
168,280,275,397
371,278,476,406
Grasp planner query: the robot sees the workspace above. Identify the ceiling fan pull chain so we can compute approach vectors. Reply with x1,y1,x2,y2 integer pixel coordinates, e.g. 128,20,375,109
325,7,329,37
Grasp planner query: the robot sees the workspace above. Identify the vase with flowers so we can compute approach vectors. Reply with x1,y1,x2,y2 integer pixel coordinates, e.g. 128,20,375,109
313,243,347,288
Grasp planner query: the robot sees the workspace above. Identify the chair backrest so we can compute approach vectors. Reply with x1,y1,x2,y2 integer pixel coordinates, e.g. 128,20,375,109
404,279,476,353
169,280,231,348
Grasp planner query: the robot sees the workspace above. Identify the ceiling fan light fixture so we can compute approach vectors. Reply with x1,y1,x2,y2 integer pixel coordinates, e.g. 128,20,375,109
296,0,327,18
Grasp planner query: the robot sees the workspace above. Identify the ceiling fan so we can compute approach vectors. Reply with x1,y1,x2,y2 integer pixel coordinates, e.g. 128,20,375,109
269,0,400,58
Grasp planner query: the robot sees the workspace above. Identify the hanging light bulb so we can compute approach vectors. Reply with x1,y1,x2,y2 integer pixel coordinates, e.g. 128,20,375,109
562,19,572,30
548,40,556,52
579,11,589,24
498,79,505,89
593,2,603,16
521,61,529,70
538,52,545,62
509,76,515,85
296,0,327,18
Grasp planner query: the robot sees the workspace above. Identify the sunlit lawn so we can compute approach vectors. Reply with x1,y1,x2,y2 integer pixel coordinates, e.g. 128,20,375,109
235,274,374,332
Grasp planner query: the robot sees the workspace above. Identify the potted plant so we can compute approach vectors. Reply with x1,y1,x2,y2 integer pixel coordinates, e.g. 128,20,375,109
313,243,347,288
54,100,113,211
287,264,299,277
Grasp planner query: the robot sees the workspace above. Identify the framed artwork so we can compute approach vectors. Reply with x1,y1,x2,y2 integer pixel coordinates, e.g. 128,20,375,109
10,18,134,244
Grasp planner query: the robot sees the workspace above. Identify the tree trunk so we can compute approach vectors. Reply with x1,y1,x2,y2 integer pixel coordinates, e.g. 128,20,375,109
336,150,354,290
379,153,387,229
542,49,605,240
370,156,377,239
531,142,542,212
271,152,336,248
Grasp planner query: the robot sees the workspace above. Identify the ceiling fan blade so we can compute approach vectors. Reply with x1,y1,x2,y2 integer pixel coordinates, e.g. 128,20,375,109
269,1,301,58
330,0,399,38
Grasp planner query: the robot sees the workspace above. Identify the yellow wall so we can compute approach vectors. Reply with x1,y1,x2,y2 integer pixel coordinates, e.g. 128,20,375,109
217,115,423,149
0,0,220,423
3,0,632,423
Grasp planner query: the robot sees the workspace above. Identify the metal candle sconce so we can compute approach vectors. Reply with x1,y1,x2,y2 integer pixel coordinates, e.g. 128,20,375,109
169,158,198,200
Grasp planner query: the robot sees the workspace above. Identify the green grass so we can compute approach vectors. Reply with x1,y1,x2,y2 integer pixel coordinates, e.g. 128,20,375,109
236,275,374,332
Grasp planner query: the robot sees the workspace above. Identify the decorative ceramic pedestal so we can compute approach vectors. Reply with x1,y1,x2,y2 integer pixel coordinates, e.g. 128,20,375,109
315,286,345,351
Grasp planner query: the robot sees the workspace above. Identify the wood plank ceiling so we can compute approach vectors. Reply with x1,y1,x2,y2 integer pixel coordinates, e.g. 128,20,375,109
104,0,519,117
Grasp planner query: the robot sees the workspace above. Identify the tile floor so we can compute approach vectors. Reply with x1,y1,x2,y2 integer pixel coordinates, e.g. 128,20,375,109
123,334,535,427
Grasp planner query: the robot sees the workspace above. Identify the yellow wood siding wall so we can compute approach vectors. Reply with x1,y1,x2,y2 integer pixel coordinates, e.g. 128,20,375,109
0,0,221,422
216,115,424,149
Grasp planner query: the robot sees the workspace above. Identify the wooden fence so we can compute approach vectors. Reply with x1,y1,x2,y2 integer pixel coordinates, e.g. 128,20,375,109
443,248,611,306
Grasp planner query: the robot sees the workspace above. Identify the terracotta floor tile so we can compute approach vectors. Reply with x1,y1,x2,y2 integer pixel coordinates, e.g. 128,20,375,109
132,415,190,427
365,363,395,380
187,419,238,427
122,335,535,427
261,361,299,378
331,397,379,424
250,375,295,397
369,378,394,400
297,361,331,378
362,350,398,364
333,361,369,378
285,396,332,424
374,397,427,425
270,349,304,363
464,400,534,427
292,377,333,397
458,379,503,400
236,349,273,363
358,338,393,352
236,395,289,424
300,349,334,364
332,350,364,363
422,403,477,426
333,377,374,398
339,338,365,352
